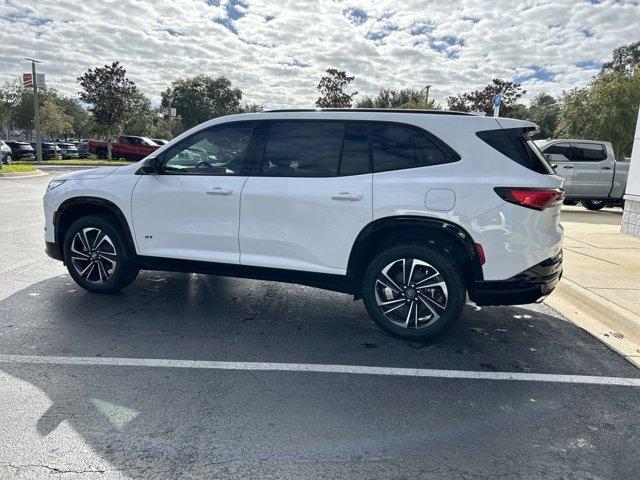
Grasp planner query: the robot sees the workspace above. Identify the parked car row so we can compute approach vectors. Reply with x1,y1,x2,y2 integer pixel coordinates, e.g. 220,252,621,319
0,140,93,162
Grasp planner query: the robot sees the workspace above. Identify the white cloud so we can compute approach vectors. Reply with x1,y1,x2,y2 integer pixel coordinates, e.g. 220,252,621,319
1,0,638,108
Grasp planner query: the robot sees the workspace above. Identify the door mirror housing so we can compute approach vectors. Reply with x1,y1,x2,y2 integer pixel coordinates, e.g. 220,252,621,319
139,156,162,174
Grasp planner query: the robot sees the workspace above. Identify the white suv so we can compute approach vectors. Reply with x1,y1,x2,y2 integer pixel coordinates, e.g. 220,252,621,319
43,109,564,340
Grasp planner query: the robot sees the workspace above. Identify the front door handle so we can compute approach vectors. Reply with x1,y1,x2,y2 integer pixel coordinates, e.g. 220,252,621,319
207,187,233,196
601,166,612,170
331,192,363,201
562,165,574,169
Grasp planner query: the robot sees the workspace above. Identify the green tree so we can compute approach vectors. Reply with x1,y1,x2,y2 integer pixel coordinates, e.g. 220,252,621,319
161,75,243,130
40,98,74,141
356,88,440,110
315,69,357,108
122,91,155,136
55,95,92,139
601,41,640,75
77,62,138,160
527,93,560,138
446,79,526,117
0,80,22,139
556,71,640,159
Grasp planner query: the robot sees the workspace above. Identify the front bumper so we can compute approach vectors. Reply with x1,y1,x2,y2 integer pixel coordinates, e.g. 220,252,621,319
470,251,563,306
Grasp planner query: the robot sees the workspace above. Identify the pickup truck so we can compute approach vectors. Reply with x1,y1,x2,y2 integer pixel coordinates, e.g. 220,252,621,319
88,135,160,161
534,139,630,210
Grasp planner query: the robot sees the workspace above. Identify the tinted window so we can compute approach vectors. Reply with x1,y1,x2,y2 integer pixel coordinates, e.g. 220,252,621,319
476,128,553,174
163,122,255,175
544,142,572,161
339,122,370,176
371,123,448,172
263,121,343,177
571,142,606,162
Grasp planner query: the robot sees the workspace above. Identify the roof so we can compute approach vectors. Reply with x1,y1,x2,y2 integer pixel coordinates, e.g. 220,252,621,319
264,108,473,116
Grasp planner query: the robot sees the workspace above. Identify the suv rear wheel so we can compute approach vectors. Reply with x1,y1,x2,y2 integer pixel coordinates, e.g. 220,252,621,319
63,215,139,293
362,243,465,340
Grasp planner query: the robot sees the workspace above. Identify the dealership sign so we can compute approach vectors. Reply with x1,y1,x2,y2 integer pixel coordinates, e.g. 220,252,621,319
22,73,45,88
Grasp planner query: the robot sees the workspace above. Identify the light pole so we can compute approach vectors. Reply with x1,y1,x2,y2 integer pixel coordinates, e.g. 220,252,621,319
25,58,43,164
420,85,432,108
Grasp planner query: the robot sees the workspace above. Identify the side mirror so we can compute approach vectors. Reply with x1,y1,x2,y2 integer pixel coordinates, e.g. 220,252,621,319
139,156,161,174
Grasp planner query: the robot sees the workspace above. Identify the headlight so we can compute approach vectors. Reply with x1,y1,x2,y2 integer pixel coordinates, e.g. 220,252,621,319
47,179,67,190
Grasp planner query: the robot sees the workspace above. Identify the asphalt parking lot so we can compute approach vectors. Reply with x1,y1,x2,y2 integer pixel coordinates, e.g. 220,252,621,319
1,170,639,479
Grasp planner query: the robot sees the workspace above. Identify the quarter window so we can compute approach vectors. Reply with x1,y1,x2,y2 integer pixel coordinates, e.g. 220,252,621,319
262,121,344,177
371,123,449,172
163,122,255,175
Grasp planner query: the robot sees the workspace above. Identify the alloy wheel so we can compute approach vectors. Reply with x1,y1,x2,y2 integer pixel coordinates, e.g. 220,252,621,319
70,227,117,284
374,258,448,329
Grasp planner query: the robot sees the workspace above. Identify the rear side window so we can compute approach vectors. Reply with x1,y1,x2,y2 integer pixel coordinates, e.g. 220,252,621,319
543,142,571,161
263,121,343,177
371,123,454,172
571,142,606,162
476,127,553,174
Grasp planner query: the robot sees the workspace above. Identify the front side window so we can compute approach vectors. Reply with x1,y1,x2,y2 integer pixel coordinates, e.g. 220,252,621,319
163,122,255,175
262,121,344,177
371,123,449,172
544,142,571,161
571,142,607,162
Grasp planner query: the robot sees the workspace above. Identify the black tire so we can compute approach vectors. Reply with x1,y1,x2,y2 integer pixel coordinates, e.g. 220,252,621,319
362,243,466,340
63,214,139,293
96,148,107,159
582,200,605,211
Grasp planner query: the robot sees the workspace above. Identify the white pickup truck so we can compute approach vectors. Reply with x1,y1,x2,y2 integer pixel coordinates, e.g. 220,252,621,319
534,139,630,210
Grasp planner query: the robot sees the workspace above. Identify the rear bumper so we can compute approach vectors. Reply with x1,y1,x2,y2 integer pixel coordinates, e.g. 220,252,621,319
45,241,63,261
470,251,563,306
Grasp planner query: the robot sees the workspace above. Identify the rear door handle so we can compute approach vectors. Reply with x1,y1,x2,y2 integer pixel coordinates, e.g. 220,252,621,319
207,187,233,196
331,192,363,201
562,165,574,169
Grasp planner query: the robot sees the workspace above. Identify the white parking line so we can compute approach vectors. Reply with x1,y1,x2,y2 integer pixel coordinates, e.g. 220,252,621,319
1,354,639,387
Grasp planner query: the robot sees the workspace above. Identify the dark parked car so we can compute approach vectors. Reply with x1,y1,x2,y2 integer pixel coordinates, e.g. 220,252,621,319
5,141,35,161
76,141,89,158
58,142,80,158
30,142,61,160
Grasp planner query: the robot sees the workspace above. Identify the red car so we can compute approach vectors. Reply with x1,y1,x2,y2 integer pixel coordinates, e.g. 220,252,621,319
89,135,160,161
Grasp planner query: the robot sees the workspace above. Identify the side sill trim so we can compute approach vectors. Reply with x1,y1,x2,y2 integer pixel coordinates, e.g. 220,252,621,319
136,255,355,294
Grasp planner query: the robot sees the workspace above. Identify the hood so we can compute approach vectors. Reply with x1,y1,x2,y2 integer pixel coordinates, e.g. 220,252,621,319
55,166,120,180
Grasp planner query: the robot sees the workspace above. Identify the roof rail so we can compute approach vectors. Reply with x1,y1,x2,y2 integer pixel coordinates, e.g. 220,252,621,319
263,108,473,116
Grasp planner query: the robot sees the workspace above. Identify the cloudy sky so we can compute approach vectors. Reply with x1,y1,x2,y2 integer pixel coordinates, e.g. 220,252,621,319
1,0,639,108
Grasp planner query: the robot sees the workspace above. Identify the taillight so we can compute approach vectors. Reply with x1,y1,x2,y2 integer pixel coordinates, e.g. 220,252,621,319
475,243,486,265
494,187,565,211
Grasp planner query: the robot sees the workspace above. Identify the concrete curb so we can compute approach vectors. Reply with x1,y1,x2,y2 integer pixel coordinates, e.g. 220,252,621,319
0,169,47,178
545,278,640,368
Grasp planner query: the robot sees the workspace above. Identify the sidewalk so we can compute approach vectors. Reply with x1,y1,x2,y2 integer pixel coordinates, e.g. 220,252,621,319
546,205,640,367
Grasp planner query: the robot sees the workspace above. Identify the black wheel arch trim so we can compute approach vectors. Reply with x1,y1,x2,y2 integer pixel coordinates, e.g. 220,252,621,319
53,197,136,262
347,215,484,295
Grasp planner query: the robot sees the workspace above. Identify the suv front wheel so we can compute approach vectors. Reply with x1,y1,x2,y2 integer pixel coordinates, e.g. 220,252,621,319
362,243,465,340
63,215,139,293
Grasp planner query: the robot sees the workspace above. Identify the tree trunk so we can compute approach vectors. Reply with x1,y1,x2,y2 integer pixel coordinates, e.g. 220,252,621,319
107,127,112,161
